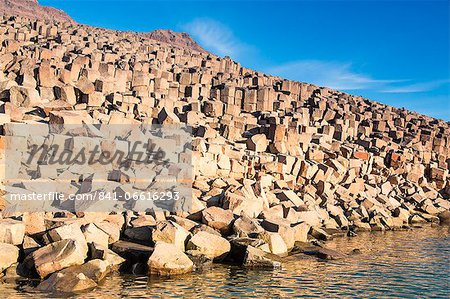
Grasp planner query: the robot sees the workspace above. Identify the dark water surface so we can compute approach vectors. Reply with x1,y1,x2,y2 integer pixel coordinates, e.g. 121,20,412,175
1,226,449,298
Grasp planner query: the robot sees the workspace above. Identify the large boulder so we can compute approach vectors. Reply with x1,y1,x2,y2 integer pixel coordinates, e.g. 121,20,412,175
82,223,110,248
148,242,193,276
89,243,125,270
0,242,19,272
303,247,347,260
9,85,43,107
247,134,268,152
293,222,310,243
243,245,282,269
111,240,153,264
259,232,288,256
95,220,122,244
151,220,191,250
47,223,87,243
60,259,109,282
123,226,152,243
167,216,198,231
310,226,331,241
22,212,46,235
37,272,97,293
187,231,230,260
222,186,265,218
297,211,322,227
75,76,95,95
46,223,89,253
0,219,25,245
233,214,264,237
201,206,234,234
438,211,450,225
37,259,110,292
26,239,87,278
261,217,296,250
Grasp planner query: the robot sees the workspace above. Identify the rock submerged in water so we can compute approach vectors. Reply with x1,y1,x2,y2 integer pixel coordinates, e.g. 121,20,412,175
111,240,153,264
243,246,282,269
438,211,450,225
302,247,347,260
227,238,282,269
148,242,193,276
37,272,97,293
37,259,109,293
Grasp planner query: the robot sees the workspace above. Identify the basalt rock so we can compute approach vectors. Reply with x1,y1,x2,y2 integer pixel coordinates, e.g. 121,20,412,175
148,242,193,276
0,5,449,293
186,231,230,261
243,245,282,269
438,211,450,225
37,272,97,293
26,239,88,278
0,242,19,272
0,219,25,245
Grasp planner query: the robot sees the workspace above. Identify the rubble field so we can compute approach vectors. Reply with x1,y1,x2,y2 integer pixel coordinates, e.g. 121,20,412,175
0,14,449,293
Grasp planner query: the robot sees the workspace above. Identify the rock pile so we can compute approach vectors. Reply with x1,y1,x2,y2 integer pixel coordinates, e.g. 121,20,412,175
0,14,449,293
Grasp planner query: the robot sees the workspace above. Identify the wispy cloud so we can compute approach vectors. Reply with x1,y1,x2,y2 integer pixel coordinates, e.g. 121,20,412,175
266,60,403,91
182,18,249,59
380,79,450,93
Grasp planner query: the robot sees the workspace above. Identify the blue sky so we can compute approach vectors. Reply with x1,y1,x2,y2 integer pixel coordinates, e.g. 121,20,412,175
41,0,450,120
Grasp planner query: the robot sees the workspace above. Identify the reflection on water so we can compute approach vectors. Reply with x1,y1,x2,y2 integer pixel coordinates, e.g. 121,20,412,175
1,226,449,298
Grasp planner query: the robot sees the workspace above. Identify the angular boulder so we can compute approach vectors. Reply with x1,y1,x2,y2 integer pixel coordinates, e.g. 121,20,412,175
293,222,310,243
243,245,282,269
27,239,87,278
37,272,97,293
0,219,25,245
233,214,264,237
247,134,268,152
201,206,234,234
0,242,19,272
148,242,193,276
260,232,288,256
59,259,109,282
187,231,230,260
82,223,110,248
151,220,191,250
111,240,153,264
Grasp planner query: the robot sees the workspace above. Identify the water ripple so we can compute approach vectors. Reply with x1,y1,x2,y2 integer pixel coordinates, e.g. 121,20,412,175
1,226,449,298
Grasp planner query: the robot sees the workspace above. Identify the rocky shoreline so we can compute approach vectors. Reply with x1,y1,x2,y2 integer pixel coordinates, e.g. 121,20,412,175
0,12,449,294
1,220,448,294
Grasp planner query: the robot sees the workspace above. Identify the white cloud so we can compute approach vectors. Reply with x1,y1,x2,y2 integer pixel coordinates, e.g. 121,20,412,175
182,18,248,59
380,79,450,93
266,60,403,91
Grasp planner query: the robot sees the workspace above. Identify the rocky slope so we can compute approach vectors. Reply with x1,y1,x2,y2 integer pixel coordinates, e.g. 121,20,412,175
0,11,449,295
0,0,73,23
142,29,207,53
0,0,206,53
